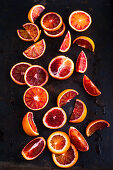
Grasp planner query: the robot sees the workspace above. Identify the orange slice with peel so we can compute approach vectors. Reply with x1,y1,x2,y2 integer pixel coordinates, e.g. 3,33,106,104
86,119,110,137
59,31,71,52
57,89,79,107
17,30,33,41
69,99,87,123
73,36,95,52
47,131,70,154
76,50,87,73
52,143,78,168
22,112,39,136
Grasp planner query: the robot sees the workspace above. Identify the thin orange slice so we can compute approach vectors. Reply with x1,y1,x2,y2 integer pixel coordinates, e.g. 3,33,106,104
52,143,78,168
59,31,71,52
23,39,46,59
22,112,39,136
47,131,70,154
76,50,87,73
17,30,33,41
73,36,95,52
86,119,110,137
57,89,79,107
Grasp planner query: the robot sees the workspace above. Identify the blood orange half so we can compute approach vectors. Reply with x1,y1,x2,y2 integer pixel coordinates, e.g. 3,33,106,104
59,31,71,52
76,50,87,73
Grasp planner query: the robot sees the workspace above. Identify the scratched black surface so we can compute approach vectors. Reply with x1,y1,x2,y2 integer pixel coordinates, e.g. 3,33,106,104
0,0,113,169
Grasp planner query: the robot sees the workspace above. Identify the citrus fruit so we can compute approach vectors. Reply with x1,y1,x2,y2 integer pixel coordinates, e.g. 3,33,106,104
23,86,49,110
86,119,110,137
69,126,89,152
22,112,39,136
48,55,74,80
24,65,49,87
43,107,67,129
69,99,87,123
41,12,63,31
69,10,92,32
83,75,101,96
59,30,71,52
57,89,79,107
47,131,70,154
73,36,95,52
21,137,46,160
43,22,65,38
23,39,46,59
76,50,87,73
52,143,78,168
10,62,31,85
28,4,45,23
17,30,33,41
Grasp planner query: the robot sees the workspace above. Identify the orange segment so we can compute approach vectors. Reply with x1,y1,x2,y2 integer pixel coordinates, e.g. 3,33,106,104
17,30,33,41
76,50,87,73
59,31,71,52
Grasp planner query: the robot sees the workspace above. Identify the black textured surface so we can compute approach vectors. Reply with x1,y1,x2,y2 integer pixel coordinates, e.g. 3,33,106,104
0,0,113,169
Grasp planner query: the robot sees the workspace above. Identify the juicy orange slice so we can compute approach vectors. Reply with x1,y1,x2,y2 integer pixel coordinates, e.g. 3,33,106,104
76,50,87,73
47,131,70,154
52,143,78,168
73,36,95,52
57,89,79,107
17,30,33,41
22,112,39,136
59,31,71,52
86,119,110,137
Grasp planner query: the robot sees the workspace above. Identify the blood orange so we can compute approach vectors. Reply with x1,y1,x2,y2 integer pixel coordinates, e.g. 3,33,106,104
17,30,32,41
76,50,87,73
59,31,71,52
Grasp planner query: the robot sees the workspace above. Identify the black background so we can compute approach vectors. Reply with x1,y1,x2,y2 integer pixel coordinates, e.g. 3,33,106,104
0,0,113,169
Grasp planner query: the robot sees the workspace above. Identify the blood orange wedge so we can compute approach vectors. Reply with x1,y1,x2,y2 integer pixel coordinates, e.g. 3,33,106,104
44,22,65,38
24,65,49,87
73,36,95,52
21,137,46,160
69,126,89,152
23,86,49,110
43,107,67,129
57,89,79,107
86,119,110,137
69,10,92,32
48,55,74,80
10,62,31,85
76,50,87,73
17,30,33,41
52,143,78,168
41,12,63,31
47,131,70,154
69,99,87,123
22,112,39,136
59,31,71,52
23,39,46,59
28,4,45,23
83,75,101,96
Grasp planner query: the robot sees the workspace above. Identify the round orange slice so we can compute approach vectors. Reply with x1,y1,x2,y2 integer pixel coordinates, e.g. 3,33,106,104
41,12,63,31
22,112,39,136
57,89,79,107
69,10,92,32
23,39,46,59
76,50,87,73
83,75,101,96
52,143,78,168
69,99,87,123
17,30,33,41
86,119,110,137
23,86,49,110
59,30,71,52
73,36,95,52
47,131,70,154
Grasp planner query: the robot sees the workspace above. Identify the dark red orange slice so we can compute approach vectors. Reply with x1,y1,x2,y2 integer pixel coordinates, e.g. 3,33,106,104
76,50,87,73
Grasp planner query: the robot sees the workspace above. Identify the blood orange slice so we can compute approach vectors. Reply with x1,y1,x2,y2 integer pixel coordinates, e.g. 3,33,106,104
86,119,110,137
48,55,74,80
43,107,67,129
41,12,63,31
52,144,78,168
73,36,95,52
57,89,79,107
69,99,87,123
59,31,71,52
69,10,92,32
10,62,31,85
83,75,101,96
24,65,49,87
23,39,46,59
28,4,45,23
23,86,49,110
69,126,89,152
17,30,32,41
47,131,70,154
21,137,46,160
22,112,39,136
76,50,87,73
